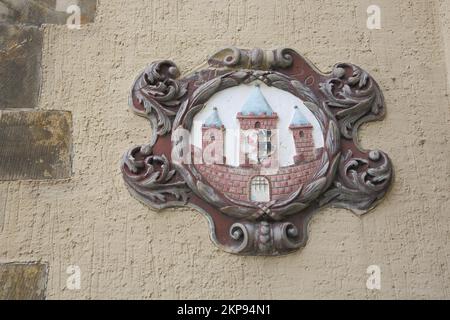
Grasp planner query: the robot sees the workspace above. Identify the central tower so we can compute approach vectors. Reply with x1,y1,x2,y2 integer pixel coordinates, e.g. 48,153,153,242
237,84,279,169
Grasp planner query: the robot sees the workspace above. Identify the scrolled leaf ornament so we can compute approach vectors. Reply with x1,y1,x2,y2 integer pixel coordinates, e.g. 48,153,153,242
122,47,393,255
319,63,385,140
130,60,188,136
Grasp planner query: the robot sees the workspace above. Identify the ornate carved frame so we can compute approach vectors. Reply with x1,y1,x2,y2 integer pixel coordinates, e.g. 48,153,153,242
121,47,393,256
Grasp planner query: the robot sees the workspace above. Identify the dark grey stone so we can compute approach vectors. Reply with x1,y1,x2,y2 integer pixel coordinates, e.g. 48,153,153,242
0,110,73,180
0,24,42,109
0,262,48,300
0,0,97,26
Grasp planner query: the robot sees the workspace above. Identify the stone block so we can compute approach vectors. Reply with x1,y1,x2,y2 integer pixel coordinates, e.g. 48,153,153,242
0,24,42,109
0,262,48,300
0,0,97,26
0,110,72,180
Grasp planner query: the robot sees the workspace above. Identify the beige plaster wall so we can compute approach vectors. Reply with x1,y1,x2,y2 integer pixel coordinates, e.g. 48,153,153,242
438,0,450,93
0,0,449,299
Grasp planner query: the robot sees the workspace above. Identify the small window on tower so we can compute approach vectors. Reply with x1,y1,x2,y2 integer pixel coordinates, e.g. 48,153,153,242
254,121,261,129
210,134,215,141
257,129,272,162
299,131,304,138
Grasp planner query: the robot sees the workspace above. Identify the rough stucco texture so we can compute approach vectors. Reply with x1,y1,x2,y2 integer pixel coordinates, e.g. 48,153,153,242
0,0,449,299
438,0,450,92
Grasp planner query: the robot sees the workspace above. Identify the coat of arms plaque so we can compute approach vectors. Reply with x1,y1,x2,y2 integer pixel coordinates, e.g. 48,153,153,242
121,47,393,255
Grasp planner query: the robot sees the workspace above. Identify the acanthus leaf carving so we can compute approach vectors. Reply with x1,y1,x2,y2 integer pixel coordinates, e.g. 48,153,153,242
121,146,190,210
130,60,188,136
319,149,393,214
320,63,385,140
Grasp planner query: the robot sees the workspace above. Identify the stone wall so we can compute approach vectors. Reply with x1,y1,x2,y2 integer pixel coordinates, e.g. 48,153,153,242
196,159,321,201
0,0,97,299
0,0,449,299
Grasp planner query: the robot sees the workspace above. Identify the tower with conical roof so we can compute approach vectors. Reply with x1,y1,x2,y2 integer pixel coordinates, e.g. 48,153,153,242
237,84,279,167
202,107,225,164
289,105,315,163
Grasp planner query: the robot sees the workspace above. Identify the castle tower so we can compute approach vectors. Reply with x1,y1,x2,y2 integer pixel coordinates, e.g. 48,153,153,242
290,106,316,163
202,107,225,164
237,84,278,168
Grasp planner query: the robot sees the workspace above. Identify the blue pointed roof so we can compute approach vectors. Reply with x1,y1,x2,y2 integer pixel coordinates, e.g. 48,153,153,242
240,84,274,116
290,106,310,126
203,107,223,127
